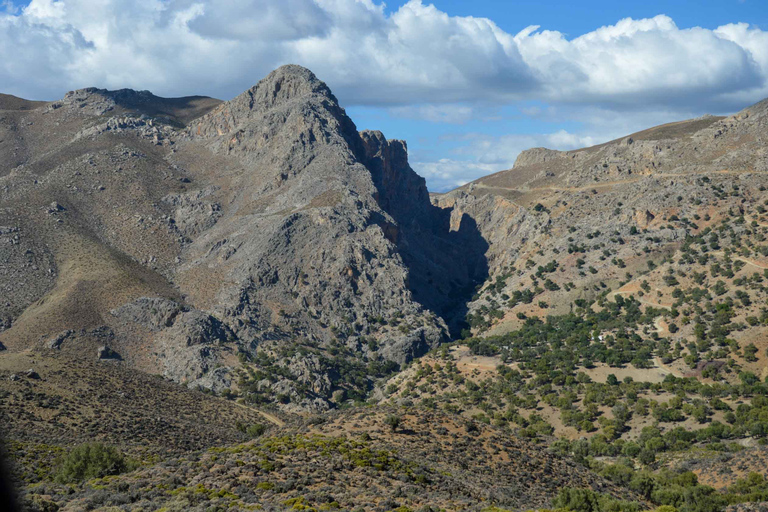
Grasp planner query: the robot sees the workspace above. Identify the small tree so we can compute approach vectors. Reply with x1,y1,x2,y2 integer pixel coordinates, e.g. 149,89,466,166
385,414,402,432
246,423,267,438
55,443,134,483
638,448,656,466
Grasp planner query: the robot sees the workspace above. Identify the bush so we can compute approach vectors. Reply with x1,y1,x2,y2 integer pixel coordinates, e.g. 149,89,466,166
554,487,641,512
554,488,602,512
55,443,135,483
246,423,267,438
385,414,402,432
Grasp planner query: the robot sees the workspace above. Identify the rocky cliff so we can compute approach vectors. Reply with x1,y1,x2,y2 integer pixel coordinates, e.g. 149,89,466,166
0,65,486,410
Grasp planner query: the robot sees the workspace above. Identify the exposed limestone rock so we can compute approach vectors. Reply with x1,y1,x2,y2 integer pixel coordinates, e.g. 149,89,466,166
110,297,182,331
97,345,121,361
634,209,656,230
46,330,73,350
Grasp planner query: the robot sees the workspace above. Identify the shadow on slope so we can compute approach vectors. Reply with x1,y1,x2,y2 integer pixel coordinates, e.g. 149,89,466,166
80,88,223,127
361,130,489,338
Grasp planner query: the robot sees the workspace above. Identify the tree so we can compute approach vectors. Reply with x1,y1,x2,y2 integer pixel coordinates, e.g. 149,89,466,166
55,443,134,483
744,343,759,362
246,423,266,438
385,414,402,432
638,448,656,465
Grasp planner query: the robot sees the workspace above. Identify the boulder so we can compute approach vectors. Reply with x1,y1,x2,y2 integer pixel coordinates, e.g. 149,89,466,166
47,329,73,350
97,346,121,361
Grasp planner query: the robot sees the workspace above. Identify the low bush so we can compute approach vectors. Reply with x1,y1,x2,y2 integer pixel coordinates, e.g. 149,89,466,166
54,443,135,483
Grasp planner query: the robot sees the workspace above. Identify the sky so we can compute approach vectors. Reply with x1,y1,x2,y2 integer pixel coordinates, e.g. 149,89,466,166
1,1,767,192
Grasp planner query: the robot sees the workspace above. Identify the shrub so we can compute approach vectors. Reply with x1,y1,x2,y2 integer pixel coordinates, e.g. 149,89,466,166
553,488,602,512
55,443,134,483
385,414,402,432
247,423,267,438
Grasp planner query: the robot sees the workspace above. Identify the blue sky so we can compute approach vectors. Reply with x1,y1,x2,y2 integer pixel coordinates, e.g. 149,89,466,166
2,0,767,191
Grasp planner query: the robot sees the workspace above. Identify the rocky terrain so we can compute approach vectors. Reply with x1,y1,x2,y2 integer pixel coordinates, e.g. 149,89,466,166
3,65,768,512
434,100,767,339
0,65,486,411
15,407,641,512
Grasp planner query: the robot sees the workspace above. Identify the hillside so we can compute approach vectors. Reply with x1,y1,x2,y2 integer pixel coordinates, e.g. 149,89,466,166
393,95,768,499
0,65,486,412
435,97,768,350
14,406,640,512
4,66,768,512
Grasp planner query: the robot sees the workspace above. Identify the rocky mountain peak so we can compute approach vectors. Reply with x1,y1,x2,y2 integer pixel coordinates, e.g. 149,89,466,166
513,147,564,168
188,64,347,145
0,64,490,412
244,64,336,109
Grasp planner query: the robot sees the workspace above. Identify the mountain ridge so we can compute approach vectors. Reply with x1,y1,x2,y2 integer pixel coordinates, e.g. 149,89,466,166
0,65,486,412
5,66,768,512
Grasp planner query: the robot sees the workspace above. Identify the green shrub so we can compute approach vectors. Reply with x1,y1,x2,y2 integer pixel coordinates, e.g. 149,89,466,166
246,424,267,438
385,414,402,432
554,487,641,512
54,443,135,483
553,488,602,512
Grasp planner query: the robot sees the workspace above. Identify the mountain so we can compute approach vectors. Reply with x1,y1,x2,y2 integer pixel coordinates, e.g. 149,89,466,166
393,96,768,497
5,65,768,512
0,65,486,411
435,98,768,340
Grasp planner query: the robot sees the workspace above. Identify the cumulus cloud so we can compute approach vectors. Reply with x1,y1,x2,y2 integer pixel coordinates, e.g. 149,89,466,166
515,16,768,110
1,0,766,111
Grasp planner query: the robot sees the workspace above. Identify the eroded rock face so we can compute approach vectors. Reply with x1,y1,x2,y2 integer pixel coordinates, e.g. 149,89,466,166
111,298,181,331
172,65,475,403
0,65,487,409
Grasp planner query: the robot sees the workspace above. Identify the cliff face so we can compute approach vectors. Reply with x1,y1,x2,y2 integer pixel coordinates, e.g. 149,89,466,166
0,65,485,410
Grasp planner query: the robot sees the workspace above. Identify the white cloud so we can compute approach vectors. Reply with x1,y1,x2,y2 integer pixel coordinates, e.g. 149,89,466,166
415,129,603,192
546,130,597,150
182,0,332,42
514,15,767,109
412,159,499,193
389,104,476,123
1,0,765,112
